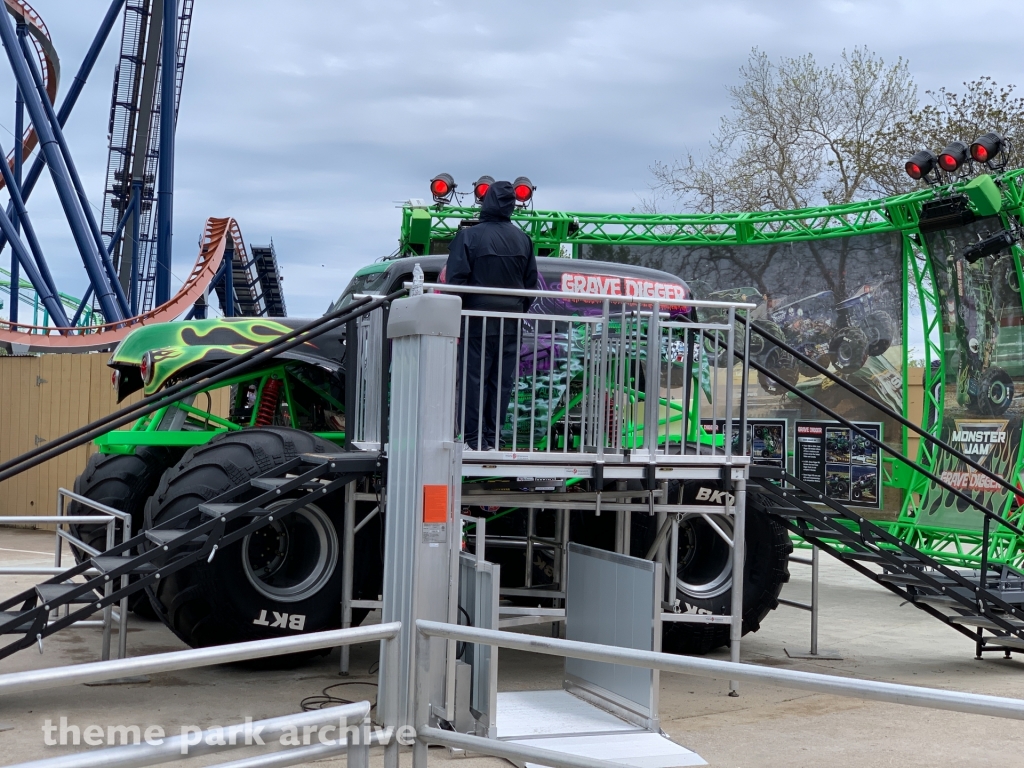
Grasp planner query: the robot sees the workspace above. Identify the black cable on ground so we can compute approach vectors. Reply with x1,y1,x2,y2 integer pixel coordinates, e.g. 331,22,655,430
0,288,407,484
300,681,379,712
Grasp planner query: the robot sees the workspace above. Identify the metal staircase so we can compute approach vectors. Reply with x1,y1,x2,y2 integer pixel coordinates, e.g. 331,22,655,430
212,238,288,318
749,466,1024,658
0,449,380,661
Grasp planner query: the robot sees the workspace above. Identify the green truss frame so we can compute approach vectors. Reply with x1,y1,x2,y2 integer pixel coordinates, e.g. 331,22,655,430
400,169,1024,569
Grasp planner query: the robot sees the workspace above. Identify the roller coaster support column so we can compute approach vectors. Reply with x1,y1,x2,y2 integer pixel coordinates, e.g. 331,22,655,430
0,1,127,265
0,138,69,327
0,10,123,323
155,0,177,306
223,239,234,317
379,289,463,740
8,21,23,324
18,32,130,318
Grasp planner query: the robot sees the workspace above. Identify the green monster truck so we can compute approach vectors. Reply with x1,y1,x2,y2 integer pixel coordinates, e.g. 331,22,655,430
71,253,791,658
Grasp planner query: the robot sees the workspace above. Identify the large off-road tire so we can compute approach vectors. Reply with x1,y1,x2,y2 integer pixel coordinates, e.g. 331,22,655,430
70,447,184,619
972,367,1014,416
633,481,792,655
862,311,894,357
144,427,361,665
828,326,868,374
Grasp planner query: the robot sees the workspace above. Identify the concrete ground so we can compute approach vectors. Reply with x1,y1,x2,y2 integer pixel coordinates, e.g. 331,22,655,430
1,527,1023,767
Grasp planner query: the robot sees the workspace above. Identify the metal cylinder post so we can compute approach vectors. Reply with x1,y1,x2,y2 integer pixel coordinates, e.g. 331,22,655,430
728,475,746,696
155,0,177,305
340,481,356,675
811,545,819,656
379,290,463,727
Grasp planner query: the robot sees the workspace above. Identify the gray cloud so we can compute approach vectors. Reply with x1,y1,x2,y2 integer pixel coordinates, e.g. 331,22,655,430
4,0,1024,316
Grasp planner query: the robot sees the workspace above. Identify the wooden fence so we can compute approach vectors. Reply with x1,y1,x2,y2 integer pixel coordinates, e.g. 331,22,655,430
0,354,229,523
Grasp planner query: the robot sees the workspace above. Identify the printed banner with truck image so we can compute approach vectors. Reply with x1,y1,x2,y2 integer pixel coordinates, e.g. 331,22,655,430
918,221,1024,530
794,420,882,508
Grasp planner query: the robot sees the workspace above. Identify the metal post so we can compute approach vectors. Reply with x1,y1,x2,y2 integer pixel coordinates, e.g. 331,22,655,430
155,0,177,305
0,198,68,326
728,476,746,696
129,181,142,315
17,31,130,317
223,241,234,316
9,23,23,324
0,0,127,259
0,10,122,323
379,291,462,727
412,628,431,768
0,136,70,324
811,545,819,655
383,633,400,768
978,515,992,659
340,481,356,675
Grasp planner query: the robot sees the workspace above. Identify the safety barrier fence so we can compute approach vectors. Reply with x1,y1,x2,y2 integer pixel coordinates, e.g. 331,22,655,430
0,488,131,661
1,623,401,768
412,619,1024,768
345,283,756,462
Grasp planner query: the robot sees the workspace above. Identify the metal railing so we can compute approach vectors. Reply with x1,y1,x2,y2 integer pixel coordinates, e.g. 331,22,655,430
8,702,374,768
356,282,756,463
0,488,132,660
412,618,1024,768
0,623,402,768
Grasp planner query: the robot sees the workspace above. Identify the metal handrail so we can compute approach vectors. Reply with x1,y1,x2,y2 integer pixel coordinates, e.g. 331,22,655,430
415,619,1024,720
412,281,758,309
7,702,372,768
0,287,406,484
0,622,402,696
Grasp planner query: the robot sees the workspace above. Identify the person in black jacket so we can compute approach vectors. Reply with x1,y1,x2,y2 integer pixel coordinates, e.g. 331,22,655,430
445,180,538,450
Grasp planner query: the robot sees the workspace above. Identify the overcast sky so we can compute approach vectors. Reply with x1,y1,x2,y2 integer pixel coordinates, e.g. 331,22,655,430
5,0,1024,317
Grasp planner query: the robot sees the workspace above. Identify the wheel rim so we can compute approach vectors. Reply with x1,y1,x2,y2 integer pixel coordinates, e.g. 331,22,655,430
988,380,1008,405
675,515,734,599
242,502,338,603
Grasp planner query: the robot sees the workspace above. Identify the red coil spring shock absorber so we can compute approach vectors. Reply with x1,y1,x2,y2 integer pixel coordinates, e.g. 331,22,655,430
254,378,282,426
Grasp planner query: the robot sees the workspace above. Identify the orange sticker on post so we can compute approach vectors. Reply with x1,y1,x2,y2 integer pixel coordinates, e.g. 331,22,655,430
423,485,448,523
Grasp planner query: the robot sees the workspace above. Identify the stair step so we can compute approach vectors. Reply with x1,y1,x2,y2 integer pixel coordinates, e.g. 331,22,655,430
251,477,322,491
794,528,854,540
982,634,1024,651
145,529,205,547
843,551,917,563
90,556,157,576
35,583,97,606
197,502,262,519
912,594,975,608
877,572,955,585
0,610,34,634
947,614,1024,631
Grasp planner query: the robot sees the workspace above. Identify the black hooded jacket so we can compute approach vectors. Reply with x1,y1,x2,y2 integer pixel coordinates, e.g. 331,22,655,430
444,180,538,312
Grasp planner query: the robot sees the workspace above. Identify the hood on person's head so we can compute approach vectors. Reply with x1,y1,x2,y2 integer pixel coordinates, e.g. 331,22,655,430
480,180,515,222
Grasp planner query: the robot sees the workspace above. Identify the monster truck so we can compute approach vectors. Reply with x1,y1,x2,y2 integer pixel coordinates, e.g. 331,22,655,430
71,254,790,659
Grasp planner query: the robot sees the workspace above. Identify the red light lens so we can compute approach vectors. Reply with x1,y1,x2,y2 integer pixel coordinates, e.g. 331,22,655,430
430,179,450,196
905,162,922,180
972,144,989,162
111,369,120,392
938,154,958,171
475,183,490,200
514,184,532,202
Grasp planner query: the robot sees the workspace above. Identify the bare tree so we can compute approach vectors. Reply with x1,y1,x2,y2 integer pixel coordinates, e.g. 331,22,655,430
647,47,917,213
649,50,1024,214
874,77,1024,196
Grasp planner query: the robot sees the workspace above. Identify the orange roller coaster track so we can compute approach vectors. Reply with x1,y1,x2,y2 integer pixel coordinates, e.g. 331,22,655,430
0,217,241,353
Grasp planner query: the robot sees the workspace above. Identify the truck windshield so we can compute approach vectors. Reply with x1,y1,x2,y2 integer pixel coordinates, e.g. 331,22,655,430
328,269,389,313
